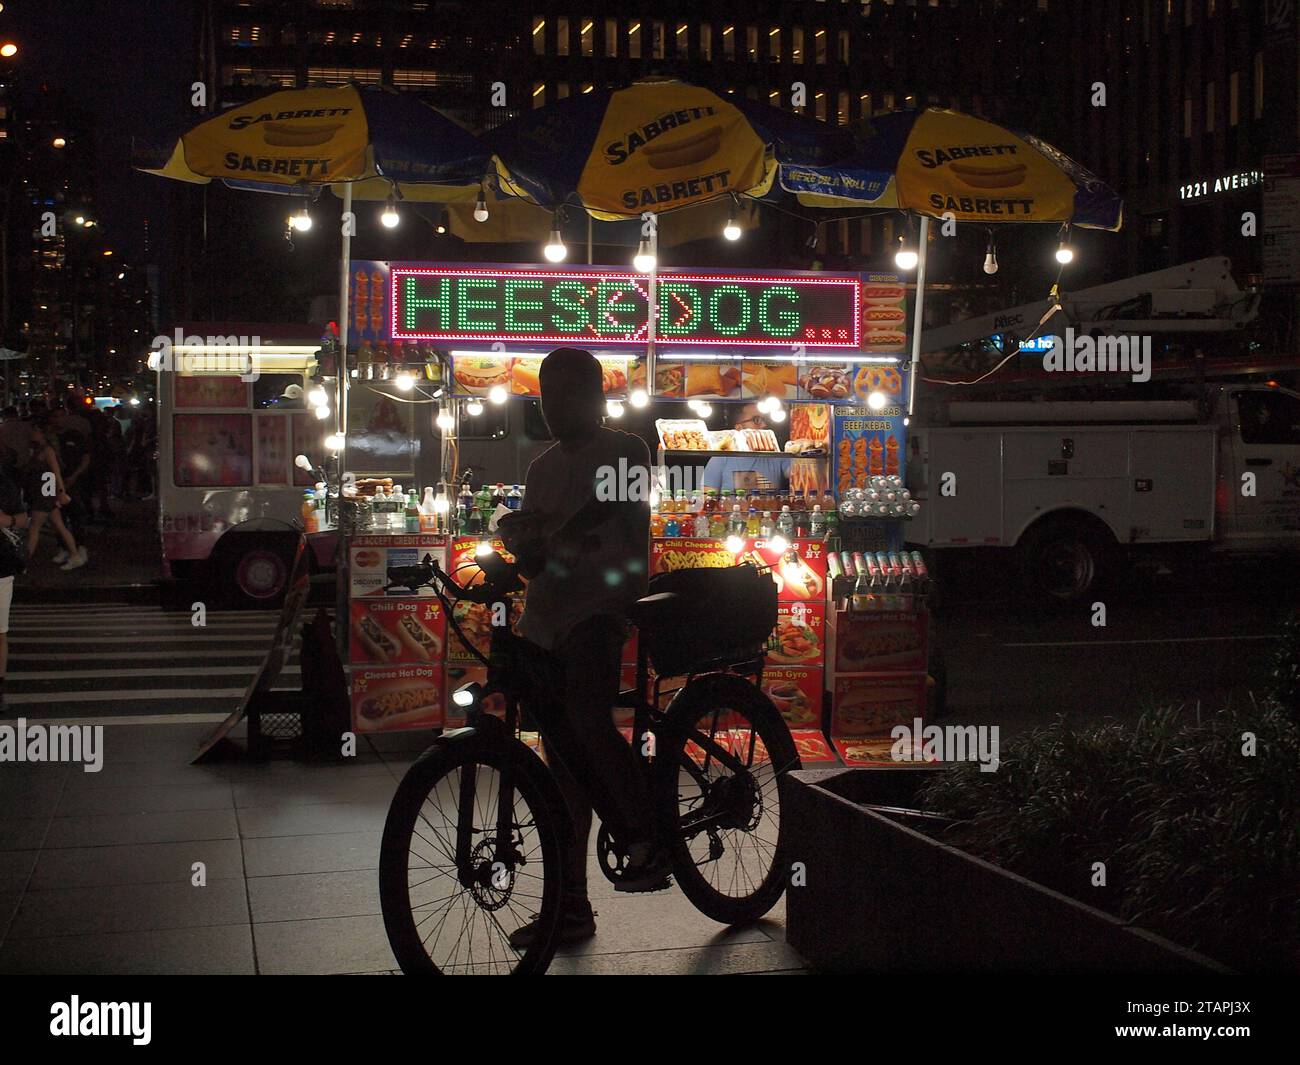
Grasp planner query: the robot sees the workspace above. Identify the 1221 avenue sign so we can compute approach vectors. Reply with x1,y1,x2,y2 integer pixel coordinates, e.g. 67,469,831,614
389,266,863,348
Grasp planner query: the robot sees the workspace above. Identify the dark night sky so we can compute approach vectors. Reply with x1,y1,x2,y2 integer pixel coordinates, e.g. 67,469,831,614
10,0,195,261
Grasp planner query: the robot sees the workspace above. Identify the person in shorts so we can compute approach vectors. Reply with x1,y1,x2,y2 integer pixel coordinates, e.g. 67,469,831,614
24,417,86,570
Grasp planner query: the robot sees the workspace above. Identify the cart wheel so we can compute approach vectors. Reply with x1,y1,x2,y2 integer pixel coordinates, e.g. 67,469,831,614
217,535,296,609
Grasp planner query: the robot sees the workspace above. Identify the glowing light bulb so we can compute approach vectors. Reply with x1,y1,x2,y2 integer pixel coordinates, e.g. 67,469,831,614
867,391,887,410
605,400,624,418
633,238,656,273
544,223,567,262
380,197,399,228
629,388,649,409
466,400,484,416
395,371,414,391
488,385,508,405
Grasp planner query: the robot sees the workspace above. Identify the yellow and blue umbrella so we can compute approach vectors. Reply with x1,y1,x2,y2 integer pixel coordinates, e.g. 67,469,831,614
780,106,1122,230
139,84,492,202
490,77,863,220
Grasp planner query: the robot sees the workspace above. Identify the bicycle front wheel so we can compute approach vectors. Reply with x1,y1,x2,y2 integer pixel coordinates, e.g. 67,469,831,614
654,672,801,926
379,734,566,974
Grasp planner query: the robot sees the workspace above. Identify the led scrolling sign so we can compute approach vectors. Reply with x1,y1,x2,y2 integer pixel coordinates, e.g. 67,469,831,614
389,267,863,349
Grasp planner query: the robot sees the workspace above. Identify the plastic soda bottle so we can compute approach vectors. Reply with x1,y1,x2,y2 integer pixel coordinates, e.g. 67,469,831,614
776,505,794,539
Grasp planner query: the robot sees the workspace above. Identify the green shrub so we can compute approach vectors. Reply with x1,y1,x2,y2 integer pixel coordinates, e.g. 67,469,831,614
918,702,1300,973
1268,612,1300,725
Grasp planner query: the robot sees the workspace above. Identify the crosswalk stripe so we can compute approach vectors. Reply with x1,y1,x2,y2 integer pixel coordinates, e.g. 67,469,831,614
2,603,326,717
9,666,301,680
10,650,288,661
5,687,296,704
7,635,279,644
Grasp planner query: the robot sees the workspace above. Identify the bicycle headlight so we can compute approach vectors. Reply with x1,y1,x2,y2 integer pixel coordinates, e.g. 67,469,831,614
452,682,483,709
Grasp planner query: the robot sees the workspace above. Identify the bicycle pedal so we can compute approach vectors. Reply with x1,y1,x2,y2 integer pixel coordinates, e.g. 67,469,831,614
613,874,673,895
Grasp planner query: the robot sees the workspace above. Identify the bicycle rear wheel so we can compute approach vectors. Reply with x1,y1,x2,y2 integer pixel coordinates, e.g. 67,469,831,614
653,672,801,926
380,734,565,974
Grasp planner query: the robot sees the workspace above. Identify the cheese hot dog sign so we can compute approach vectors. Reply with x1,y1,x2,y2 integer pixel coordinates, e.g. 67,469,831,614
386,265,863,349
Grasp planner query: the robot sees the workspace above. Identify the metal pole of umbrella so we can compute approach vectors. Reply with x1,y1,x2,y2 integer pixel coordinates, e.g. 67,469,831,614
333,182,353,659
646,212,657,397
906,214,930,418
337,183,352,488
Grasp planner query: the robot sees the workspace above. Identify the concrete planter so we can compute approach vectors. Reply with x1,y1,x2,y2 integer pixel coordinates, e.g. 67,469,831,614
784,767,1229,974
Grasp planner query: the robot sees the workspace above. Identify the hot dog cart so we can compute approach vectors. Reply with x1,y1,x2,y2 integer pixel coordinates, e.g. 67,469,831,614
334,259,935,763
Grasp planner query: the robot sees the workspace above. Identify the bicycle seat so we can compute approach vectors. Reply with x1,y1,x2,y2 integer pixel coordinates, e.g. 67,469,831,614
628,591,680,633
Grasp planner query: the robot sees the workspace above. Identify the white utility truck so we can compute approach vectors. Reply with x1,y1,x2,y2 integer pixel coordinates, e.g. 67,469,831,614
906,259,1300,604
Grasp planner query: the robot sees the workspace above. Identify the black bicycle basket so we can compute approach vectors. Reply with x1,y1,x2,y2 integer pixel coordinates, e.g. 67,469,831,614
640,563,777,676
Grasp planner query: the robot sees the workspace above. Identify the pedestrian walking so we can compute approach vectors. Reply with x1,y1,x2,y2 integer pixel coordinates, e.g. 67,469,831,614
24,417,87,570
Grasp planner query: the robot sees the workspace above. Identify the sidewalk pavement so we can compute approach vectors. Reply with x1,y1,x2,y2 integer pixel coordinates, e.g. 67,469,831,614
17,497,160,599
0,721,806,975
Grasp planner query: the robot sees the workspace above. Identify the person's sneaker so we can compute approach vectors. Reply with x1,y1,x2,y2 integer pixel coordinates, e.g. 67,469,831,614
507,899,596,950
614,840,674,893
51,549,68,564
60,547,88,571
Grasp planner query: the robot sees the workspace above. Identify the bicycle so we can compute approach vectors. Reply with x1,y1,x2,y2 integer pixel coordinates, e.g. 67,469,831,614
377,549,802,974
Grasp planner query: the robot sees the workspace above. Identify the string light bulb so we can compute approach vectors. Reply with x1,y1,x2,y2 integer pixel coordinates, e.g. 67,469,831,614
544,221,567,262
380,195,400,228
983,231,998,274
633,238,656,273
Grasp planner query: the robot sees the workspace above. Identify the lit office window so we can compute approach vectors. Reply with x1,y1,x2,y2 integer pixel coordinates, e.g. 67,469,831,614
859,91,872,115
556,16,569,56
746,25,758,60
532,81,546,108
605,18,617,57
815,91,826,120
814,28,827,64
652,21,665,59
581,19,593,57
722,24,735,57
792,27,804,62
629,20,641,58
700,23,712,60
838,91,849,124
838,30,849,63
769,89,781,105
677,23,687,56
532,18,545,55
770,27,781,59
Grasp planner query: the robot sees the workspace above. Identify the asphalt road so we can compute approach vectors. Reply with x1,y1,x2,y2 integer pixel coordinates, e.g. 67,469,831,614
930,551,1298,738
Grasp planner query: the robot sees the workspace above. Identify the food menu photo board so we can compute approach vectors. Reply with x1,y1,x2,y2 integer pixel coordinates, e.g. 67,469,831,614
860,274,909,354
451,353,630,398
173,375,249,409
833,387,908,495
351,664,444,734
256,415,289,484
350,598,446,665
172,414,252,487
347,534,448,734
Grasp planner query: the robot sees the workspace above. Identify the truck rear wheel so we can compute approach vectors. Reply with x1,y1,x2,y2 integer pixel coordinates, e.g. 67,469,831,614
1017,517,1115,609
216,535,298,609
